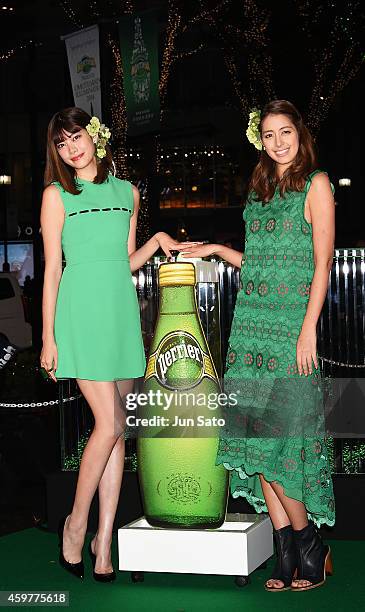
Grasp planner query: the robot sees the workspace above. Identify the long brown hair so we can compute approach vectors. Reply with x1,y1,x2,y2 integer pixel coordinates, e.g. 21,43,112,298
249,100,317,203
44,107,113,195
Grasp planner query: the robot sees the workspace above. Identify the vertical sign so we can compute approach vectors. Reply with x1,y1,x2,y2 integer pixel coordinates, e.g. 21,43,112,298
119,12,160,135
62,25,102,119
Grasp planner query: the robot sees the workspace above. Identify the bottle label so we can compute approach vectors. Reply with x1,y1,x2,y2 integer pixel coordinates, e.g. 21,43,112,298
145,331,216,390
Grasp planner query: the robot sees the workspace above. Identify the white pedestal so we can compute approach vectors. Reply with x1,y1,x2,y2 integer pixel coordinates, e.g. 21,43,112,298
118,513,273,580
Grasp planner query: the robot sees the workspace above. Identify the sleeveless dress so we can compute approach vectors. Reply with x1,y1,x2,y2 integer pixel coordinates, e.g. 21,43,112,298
216,170,335,527
53,175,146,381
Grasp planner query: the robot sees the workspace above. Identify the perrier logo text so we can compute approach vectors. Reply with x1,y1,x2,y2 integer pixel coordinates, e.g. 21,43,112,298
145,331,216,390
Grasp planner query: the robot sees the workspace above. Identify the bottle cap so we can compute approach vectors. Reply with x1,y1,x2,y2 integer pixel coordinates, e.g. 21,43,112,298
159,262,196,286
176,253,202,265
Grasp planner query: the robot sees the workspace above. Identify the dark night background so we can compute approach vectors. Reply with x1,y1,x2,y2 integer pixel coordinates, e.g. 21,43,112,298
0,0,364,254
0,0,365,545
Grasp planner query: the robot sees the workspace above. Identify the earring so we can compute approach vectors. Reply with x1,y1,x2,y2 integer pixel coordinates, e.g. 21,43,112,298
263,146,266,151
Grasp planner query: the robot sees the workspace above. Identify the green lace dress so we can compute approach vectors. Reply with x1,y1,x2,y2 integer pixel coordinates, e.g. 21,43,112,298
216,170,335,528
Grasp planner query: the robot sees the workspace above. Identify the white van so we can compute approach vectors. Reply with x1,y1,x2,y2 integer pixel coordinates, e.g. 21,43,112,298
0,272,32,348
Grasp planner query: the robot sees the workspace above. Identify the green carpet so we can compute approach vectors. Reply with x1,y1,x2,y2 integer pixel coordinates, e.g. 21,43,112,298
0,529,364,611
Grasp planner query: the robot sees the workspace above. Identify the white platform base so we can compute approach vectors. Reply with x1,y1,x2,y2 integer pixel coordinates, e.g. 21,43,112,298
118,513,273,578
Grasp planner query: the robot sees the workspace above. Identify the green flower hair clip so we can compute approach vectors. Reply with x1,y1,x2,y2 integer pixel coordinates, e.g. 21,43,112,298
85,116,111,159
246,108,262,151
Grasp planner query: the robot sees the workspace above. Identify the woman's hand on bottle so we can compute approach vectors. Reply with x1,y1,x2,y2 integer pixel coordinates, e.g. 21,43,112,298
40,338,58,382
296,323,318,376
154,232,202,258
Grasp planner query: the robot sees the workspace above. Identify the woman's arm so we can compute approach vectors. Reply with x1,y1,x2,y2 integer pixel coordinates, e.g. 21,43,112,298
180,243,243,268
296,173,335,375
212,245,243,268
40,185,64,381
127,185,197,272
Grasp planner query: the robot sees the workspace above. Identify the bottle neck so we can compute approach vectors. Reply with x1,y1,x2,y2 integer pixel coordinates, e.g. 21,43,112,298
159,285,196,314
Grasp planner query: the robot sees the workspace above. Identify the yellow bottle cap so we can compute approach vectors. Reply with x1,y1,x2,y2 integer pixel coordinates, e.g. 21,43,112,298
159,262,196,286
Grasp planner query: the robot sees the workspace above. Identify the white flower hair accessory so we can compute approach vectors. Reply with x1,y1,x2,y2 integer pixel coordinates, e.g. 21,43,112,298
85,116,111,159
246,108,262,151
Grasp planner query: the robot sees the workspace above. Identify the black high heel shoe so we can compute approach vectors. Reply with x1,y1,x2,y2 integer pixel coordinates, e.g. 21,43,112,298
58,516,84,579
292,522,333,591
265,524,298,592
88,539,116,583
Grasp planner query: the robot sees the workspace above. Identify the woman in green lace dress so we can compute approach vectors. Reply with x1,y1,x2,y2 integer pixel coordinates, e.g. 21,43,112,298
183,100,335,592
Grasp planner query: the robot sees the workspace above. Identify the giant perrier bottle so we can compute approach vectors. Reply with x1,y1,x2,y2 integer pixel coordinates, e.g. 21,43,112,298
137,262,229,528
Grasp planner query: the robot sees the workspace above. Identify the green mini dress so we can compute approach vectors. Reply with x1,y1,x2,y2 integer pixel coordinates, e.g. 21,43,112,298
216,171,335,528
53,175,146,381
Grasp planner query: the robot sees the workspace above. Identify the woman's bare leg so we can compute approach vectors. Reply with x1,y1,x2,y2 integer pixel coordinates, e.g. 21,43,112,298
260,475,291,530
61,380,126,565
260,474,291,590
90,379,134,573
269,481,308,530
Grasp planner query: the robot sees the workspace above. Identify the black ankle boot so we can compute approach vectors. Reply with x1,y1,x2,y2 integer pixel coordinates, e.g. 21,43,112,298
265,524,298,592
292,522,333,591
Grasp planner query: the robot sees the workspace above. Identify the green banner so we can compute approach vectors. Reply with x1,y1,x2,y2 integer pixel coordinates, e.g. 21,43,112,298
118,11,160,136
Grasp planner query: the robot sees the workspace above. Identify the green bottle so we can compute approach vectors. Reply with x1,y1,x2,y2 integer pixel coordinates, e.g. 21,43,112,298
137,262,229,529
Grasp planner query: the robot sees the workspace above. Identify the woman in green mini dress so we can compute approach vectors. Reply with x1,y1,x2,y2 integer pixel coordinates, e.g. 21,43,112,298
40,107,191,581
183,100,335,592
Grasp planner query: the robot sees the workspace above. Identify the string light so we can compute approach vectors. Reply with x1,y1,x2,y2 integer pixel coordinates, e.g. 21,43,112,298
158,1,230,157
110,2,151,245
3,1,363,166
59,0,84,28
168,0,274,129
59,0,134,24
157,0,275,171
108,34,129,179
89,0,100,19
0,40,42,62
199,0,275,122
181,1,229,33
159,0,182,123
134,179,152,247
296,0,364,134
123,0,134,14
175,43,204,61
242,0,275,106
